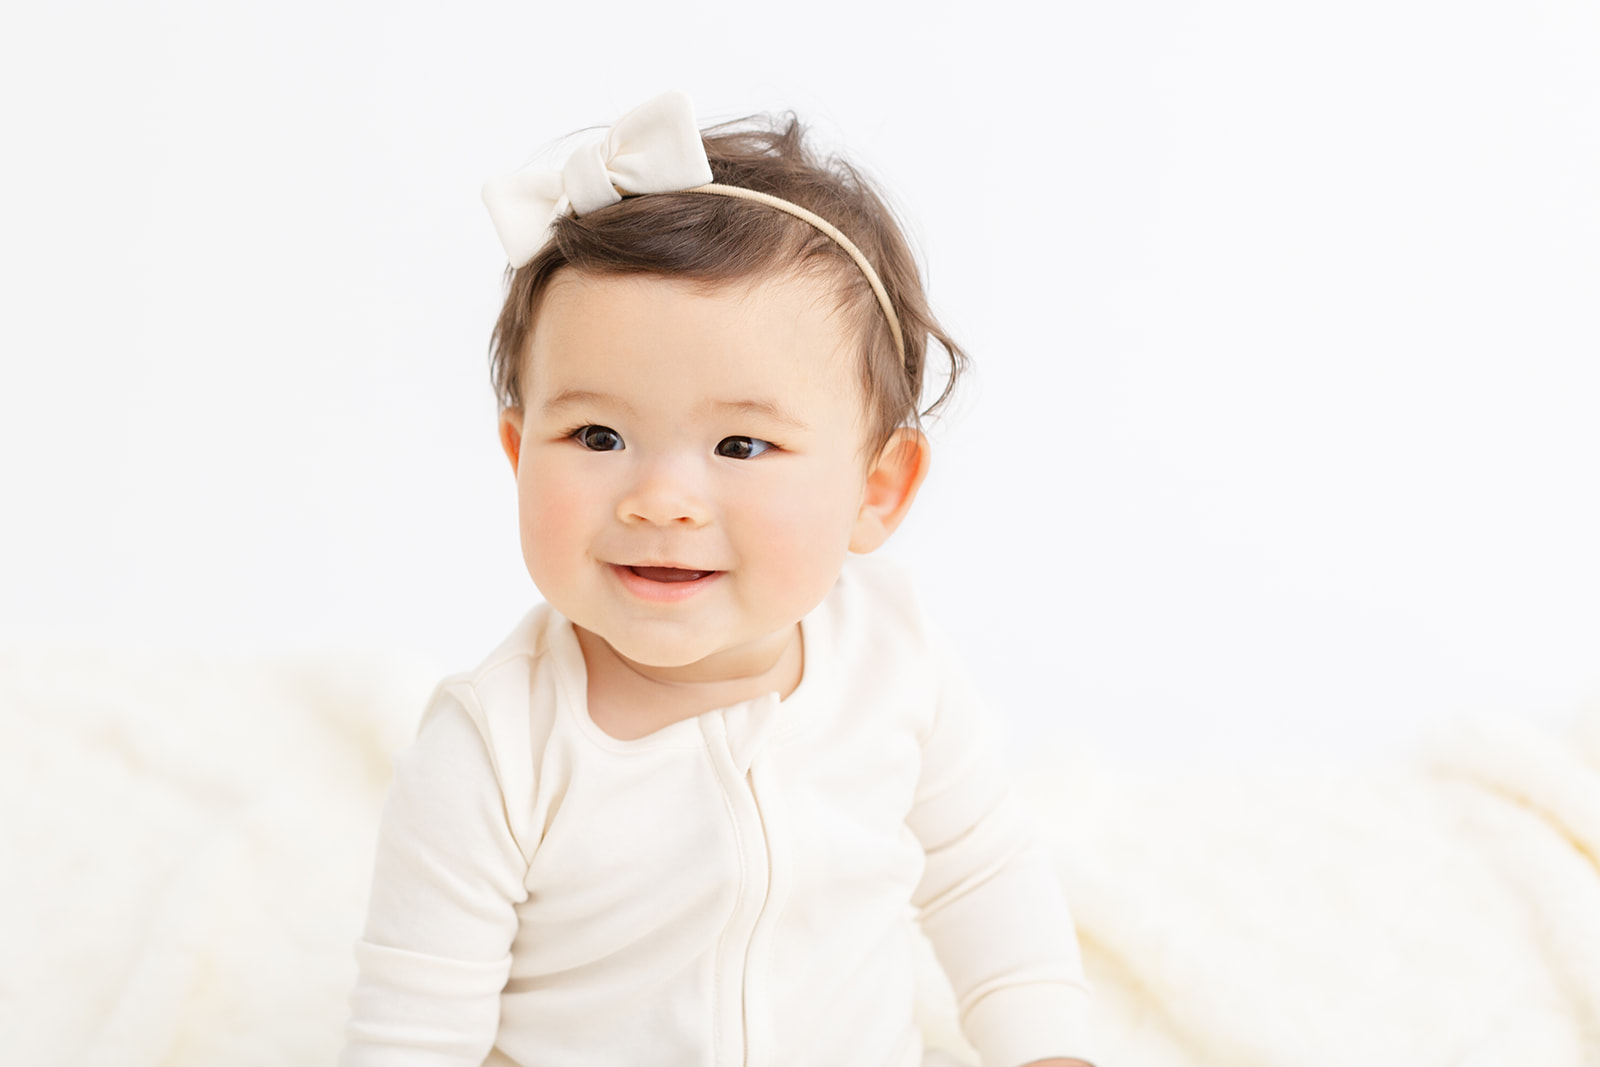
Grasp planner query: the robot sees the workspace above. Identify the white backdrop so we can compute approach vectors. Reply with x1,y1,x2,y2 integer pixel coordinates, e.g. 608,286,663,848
3,0,1596,766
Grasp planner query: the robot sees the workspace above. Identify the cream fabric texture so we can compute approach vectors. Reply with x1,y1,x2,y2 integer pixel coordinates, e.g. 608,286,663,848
341,557,1094,1066
6,604,1600,1065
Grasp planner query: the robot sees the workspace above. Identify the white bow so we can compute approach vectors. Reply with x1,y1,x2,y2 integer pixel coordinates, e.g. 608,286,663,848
482,91,714,267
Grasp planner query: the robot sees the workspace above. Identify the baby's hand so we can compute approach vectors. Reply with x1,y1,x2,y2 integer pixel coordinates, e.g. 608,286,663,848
1022,1060,1096,1067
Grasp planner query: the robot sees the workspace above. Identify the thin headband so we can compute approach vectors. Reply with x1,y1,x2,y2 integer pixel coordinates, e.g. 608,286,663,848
481,91,906,362
680,183,905,361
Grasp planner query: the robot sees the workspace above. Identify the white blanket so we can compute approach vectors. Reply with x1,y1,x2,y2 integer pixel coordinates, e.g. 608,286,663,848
3,651,1596,1065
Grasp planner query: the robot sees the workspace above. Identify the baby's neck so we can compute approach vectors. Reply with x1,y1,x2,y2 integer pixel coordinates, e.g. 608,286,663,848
574,625,804,742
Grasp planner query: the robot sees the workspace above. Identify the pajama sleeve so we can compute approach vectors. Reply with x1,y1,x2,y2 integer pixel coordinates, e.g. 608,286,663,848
341,682,531,1067
907,647,1095,1067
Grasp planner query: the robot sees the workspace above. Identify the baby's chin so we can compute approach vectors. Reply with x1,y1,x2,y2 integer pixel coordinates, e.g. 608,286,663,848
584,623,801,686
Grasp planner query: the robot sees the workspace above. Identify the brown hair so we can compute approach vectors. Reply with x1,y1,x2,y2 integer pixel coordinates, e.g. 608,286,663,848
488,113,967,456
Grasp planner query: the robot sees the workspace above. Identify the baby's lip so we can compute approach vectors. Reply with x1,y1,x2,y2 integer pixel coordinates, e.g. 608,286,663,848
618,564,721,583
608,563,725,602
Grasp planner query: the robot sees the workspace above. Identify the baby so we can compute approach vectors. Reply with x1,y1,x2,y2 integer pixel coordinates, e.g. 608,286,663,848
343,92,1095,1067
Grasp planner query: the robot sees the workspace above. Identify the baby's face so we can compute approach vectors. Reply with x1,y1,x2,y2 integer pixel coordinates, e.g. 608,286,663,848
501,271,885,677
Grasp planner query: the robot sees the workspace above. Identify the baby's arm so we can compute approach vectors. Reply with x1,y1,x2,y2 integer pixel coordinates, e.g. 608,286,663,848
343,683,529,1065
908,647,1096,1067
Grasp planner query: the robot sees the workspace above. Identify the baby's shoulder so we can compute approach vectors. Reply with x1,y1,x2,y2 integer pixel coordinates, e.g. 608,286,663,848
414,602,574,772
402,603,574,859
459,601,566,689
816,556,950,698
826,554,937,647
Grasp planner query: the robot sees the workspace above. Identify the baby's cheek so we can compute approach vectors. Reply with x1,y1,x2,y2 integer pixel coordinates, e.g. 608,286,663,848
748,481,856,584
518,463,593,573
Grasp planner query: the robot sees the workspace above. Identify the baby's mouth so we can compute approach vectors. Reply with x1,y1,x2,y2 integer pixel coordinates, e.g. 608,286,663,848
626,566,717,583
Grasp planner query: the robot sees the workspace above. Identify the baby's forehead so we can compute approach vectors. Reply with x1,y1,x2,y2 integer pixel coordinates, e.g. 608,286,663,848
523,270,869,425
531,270,860,369
537,266,856,328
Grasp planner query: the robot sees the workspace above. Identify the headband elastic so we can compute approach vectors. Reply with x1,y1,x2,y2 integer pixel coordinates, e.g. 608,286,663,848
481,91,906,362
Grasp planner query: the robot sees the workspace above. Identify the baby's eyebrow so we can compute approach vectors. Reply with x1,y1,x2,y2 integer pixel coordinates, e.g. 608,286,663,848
542,389,637,416
709,398,808,429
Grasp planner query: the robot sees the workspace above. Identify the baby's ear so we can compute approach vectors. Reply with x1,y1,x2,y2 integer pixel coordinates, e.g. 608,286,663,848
849,428,931,553
498,408,525,476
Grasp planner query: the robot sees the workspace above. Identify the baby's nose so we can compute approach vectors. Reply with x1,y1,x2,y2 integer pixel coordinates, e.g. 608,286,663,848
616,460,712,527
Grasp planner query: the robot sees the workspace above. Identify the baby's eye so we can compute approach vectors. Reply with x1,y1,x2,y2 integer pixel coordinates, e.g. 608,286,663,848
714,436,773,460
573,425,625,452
